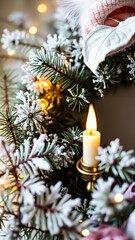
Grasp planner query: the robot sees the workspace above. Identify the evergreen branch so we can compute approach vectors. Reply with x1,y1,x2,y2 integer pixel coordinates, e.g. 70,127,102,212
0,153,52,180
26,48,88,90
34,203,59,212
1,73,18,147
2,142,14,168
10,133,74,173
61,127,82,156
19,182,89,239
2,141,18,183
0,70,19,108
66,86,90,111
7,135,55,177
94,62,119,90
4,116,17,149
14,152,55,170
2,141,22,229
3,210,18,218
97,139,135,183
0,112,23,147
0,71,24,146
22,225,50,234
22,224,78,237
3,74,9,113
63,140,76,152
1,29,42,55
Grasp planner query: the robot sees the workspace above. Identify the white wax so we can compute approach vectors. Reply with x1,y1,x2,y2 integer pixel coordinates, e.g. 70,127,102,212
83,130,101,166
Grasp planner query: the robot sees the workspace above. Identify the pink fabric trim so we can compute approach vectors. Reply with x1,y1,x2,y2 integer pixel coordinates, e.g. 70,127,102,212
81,0,135,37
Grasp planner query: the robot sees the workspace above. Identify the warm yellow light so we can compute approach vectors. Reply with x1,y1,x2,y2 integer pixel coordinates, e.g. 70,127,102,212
10,186,17,194
86,104,97,130
81,229,90,237
64,59,68,66
79,220,83,223
0,177,10,189
114,193,124,203
0,202,4,207
29,26,37,35
43,81,49,87
19,174,24,180
40,99,49,110
42,103,45,108
8,49,15,56
43,80,53,90
37,4,47,13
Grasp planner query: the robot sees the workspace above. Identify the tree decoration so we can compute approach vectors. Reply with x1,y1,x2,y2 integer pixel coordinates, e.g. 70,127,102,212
0,0,134,239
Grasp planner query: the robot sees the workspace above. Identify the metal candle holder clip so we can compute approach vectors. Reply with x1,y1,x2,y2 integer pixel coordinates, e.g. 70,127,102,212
76,157,104,191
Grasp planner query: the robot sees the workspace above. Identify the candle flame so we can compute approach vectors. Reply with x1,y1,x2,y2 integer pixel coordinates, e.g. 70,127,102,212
86,104,97,130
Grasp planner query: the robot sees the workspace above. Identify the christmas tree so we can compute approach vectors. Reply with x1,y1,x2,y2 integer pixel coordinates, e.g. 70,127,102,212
0,0,135,239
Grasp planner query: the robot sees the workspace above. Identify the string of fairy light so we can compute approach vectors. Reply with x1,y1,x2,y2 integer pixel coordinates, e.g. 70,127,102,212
28,4,47,34
2,2,125,238
7,2,47,56
7,2,61,111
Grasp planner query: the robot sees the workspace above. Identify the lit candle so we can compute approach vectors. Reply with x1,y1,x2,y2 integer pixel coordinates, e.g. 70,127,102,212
83,104,101,166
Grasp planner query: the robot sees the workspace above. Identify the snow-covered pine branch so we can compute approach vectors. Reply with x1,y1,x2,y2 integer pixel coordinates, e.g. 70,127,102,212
0,71,19,111
20,181,90,239
13,91,51,136
61,127,82,156
97,138,135,182
25,48,88,90
0,181,90,239
1,29,41,55
67,86,89,111
88,177,128,223
0,132,76,180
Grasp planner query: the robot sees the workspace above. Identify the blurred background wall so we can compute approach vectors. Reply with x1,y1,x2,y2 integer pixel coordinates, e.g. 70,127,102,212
0,0,57,38
95,82,135,150
0,0,135,150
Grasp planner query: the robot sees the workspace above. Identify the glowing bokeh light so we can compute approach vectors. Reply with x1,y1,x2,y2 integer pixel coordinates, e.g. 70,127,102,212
37,4,47,13
81,229,90,237
8,49,15,56
29,26,37,35
114,193,124,203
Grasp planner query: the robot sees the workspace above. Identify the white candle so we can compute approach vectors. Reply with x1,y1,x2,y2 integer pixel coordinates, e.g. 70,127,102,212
83,104,101,167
